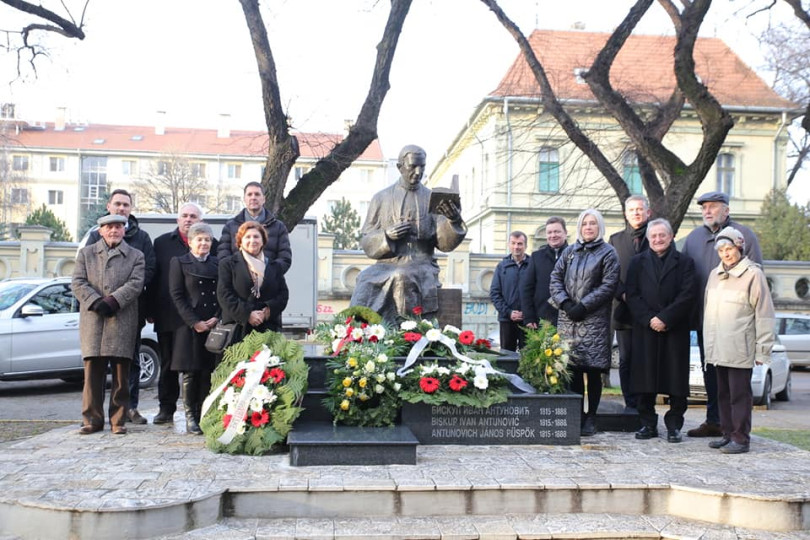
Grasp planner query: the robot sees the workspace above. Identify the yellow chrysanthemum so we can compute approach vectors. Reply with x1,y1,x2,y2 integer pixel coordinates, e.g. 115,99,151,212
544,348,553,357
552,334,560,342
359,377,368,388
554,348,563,356
545,365,554,375
347,357,358,368
549,375,558,385
342,377,352,387
340,400,350,410
359,392,369,401
345,388,354,397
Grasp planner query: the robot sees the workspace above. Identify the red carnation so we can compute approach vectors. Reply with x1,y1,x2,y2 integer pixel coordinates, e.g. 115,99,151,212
449,375,468,392
458,330,475,345
230,369,246,388
419,377,440,393
475,338,492,349
267,367,286,384
404,332,423,343
345,316,353,324
250,409,270,427
369,335,378,343
412,306,423,316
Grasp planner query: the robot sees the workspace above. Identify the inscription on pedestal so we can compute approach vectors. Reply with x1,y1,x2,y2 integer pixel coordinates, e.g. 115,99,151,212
402,394,580,445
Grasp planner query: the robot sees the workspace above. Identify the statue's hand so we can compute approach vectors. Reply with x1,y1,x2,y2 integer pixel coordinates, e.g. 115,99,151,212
436,200,462,223
385,221,411,240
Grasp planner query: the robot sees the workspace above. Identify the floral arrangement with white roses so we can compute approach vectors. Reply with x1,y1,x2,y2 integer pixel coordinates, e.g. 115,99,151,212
398,358,510,408
200,330,309,455
316,306,402,426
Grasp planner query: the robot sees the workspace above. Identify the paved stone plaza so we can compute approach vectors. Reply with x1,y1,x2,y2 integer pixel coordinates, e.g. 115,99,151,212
1,412,809,539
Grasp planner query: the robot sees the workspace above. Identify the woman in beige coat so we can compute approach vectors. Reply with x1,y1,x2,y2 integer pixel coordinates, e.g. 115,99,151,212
703,227,774,454
72,214,145,435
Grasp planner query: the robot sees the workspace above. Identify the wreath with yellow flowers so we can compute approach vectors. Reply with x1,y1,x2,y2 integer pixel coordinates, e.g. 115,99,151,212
322,340,402,426
518,320,572,394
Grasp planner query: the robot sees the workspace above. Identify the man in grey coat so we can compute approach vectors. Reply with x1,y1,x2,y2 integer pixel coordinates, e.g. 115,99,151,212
681,191,763,438
72,214,145,435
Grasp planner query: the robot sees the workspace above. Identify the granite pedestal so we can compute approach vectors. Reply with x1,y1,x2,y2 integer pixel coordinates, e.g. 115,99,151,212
288,422,418,466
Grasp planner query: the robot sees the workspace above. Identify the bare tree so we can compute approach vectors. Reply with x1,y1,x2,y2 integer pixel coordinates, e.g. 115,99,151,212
238,0,412,230
1,0,88,77
760,20,810,186
133,153,209,214
479,0,735,233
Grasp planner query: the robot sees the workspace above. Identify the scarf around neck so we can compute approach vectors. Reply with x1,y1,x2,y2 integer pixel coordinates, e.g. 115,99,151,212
240,249,266,298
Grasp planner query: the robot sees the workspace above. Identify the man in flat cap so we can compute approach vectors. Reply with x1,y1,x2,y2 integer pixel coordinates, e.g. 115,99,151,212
72,214,146,435
681,191,762,438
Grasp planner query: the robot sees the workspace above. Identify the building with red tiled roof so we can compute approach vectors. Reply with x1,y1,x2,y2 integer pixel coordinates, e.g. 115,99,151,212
429,29,800,254
0,113,386,238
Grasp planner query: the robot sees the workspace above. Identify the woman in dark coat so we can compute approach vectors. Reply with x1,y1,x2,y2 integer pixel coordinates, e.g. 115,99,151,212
169,222,219,434
217,221,289,343
550,208,619,436
625,218,696,443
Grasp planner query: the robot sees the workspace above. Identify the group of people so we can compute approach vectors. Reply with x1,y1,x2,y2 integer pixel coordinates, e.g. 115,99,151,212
492,192,775,453
71,183,291,436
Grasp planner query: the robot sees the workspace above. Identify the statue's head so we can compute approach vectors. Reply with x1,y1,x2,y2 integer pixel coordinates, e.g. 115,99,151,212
397,145,427,187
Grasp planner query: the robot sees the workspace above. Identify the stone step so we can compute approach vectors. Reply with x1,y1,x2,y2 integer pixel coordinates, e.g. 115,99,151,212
288,422,418,466
153,512,810,539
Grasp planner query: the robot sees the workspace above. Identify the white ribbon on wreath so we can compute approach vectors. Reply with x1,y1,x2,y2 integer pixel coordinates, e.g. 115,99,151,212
201,353,281,445
396,333,535,394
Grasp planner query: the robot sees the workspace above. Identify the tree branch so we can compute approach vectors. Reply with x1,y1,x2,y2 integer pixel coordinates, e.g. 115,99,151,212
280,0,413,228
478,0,632,203
1,0,87,40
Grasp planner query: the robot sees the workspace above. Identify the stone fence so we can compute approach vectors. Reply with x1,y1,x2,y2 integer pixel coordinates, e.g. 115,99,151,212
4,227,809,339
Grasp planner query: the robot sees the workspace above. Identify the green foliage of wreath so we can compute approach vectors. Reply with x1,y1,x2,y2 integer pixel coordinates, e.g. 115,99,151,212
200,330,309,455
336,305,383,325
399,358,510,408
321,348,401,427
518,321,572,394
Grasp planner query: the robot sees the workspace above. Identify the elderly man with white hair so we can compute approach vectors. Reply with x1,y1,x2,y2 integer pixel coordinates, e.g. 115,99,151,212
148,202,218,424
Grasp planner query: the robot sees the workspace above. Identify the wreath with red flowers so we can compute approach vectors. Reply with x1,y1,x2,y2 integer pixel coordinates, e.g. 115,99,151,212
200,330,309,455
399,359,510,408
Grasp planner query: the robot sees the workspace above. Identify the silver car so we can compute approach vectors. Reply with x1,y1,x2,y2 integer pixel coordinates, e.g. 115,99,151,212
688,331,792,409
776,312,810,369
0,277,160,387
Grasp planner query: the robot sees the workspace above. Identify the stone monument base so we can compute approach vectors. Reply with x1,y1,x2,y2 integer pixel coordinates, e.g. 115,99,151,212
288,423,418,466
401,394,581,445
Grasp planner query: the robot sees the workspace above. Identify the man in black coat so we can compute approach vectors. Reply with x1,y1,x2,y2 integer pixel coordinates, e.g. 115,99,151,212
83,189,155,425
217,182,292,274
608,194,651,413
522,216,568,329
148,203,217,424
490,231,530,351
625,218,696,443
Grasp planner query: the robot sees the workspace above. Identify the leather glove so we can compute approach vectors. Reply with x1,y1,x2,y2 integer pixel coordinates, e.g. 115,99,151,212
93,300,114,317
101,296,120,315
568,302,587,322
560,300,575,314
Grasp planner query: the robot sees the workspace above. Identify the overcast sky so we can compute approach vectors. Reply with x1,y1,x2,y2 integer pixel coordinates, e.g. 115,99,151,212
3,0,807,203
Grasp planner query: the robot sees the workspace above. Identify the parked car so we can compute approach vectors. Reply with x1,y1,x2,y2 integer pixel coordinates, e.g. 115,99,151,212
688,331,791,409
775,312,810,369
0,277,160,387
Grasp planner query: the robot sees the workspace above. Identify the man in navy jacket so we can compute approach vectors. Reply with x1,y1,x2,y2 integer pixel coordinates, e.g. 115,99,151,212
490,231,530,351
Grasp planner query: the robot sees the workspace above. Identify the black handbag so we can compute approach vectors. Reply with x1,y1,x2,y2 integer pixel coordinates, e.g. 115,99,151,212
205,322,237,354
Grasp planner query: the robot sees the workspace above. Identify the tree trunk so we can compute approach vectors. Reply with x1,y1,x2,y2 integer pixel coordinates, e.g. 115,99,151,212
238,0,413,230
